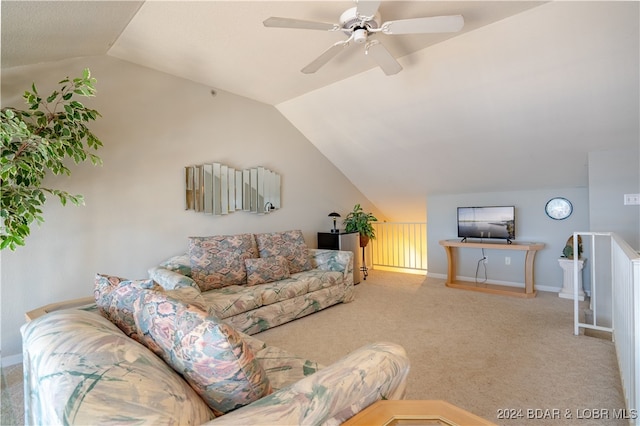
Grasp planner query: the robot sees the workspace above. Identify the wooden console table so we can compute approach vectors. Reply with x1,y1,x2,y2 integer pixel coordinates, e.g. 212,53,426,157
439,240,544,298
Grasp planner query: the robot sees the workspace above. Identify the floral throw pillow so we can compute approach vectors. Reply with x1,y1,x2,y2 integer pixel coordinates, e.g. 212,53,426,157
158,253,192,277
244,256,290,286
188,234,258,291
94,274,210,342
254,230,312,274
133,290,272,416
94,274,159,342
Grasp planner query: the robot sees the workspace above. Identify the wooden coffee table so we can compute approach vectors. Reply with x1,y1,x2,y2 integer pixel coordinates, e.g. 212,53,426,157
343,400,496,425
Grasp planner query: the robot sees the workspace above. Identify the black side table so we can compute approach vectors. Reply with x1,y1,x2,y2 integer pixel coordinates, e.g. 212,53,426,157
317,231,361,284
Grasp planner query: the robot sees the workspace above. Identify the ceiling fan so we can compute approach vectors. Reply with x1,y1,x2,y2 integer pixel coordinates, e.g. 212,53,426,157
263,1,464,76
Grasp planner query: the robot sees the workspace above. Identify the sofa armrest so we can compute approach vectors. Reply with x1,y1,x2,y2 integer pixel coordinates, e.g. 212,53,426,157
206,341,409,425
309,248,353,278
148,266,199,290
25,296,95,321
22,310,214,426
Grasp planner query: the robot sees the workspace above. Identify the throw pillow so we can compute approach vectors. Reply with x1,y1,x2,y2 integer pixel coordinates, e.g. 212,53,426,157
254,230,312,274
133,290,272,416
189,234,258,291
244,256,290,286
158,253,192,277
94,274,209,342
94,274,159,342
148,266,199,290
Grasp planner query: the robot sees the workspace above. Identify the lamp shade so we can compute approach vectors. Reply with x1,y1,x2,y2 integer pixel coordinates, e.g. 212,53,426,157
328,212,341,218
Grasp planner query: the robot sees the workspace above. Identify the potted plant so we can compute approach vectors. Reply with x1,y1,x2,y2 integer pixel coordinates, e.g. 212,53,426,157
343,203,378,247
0,68,103,250
562,234,583,259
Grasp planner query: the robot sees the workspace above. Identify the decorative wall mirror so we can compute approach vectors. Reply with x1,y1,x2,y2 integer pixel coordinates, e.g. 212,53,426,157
185,163,281,215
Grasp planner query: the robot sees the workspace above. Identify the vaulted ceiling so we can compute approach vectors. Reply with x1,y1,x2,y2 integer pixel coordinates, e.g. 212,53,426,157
3,1,638,220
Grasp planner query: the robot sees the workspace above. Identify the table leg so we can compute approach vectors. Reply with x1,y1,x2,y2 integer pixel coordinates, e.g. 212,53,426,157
361,246,368,280
524,249,538,294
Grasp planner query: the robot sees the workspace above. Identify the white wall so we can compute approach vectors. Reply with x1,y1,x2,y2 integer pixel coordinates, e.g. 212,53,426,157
587,147,640,328
426,145,640,297
426,188,590,292
588,148,640,250
0,56,379,362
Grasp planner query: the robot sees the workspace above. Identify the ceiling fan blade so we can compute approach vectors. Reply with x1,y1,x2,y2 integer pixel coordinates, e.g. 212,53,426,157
263,16,339,31
356,1,381,19
365,40,402,75
381,15,464,35
302,41,350,74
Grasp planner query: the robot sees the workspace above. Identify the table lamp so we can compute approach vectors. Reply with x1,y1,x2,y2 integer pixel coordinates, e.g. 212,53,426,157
328,212,341,233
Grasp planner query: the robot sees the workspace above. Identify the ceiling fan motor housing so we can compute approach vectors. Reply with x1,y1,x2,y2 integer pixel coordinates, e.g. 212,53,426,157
340,6,380,39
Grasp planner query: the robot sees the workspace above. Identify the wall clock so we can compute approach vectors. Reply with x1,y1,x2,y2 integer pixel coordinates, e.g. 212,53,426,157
545,197,573,220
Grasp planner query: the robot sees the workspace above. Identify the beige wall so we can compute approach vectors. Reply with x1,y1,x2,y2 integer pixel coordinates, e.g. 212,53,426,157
0,56,380,362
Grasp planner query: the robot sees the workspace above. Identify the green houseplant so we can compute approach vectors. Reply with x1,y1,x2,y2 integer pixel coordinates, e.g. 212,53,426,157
343,203,378,247
0,68,103,250
562,234,583,259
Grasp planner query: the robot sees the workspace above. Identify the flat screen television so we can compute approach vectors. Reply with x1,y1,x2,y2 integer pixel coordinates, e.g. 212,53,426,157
457,206,515,242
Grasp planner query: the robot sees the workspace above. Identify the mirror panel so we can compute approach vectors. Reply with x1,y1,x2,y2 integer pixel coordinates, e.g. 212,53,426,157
228,168,236,213
243,169,250,211
185,166,195,210
273,173,281,209
235,170,243,211
264,169,272,212
257,167,265,214
194,165,203,212
220,165,228,215
203,164,213,214
250,168,258,213
212,163,221,215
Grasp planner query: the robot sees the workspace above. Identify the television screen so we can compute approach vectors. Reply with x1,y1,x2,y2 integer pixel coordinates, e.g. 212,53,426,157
457,206,515,241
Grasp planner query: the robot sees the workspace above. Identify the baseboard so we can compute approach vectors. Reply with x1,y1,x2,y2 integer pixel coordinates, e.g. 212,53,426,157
1,353,23,367
373,265,427,275
427,272,447,280
426,272,560,293
532,284,562,293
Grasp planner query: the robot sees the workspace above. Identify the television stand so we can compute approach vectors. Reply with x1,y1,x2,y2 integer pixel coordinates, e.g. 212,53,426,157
439,239,545,298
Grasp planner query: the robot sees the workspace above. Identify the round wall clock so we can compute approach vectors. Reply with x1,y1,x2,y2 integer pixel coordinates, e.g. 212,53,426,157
545,197,573,220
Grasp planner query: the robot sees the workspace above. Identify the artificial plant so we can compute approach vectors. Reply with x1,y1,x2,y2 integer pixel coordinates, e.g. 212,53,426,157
0,68,103,250
343,203,378,247
562,234,583,259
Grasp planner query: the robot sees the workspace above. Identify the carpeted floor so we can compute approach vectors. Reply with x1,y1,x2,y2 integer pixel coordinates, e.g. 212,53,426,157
1,361,23,426
1,270,627,425
257,271,626,425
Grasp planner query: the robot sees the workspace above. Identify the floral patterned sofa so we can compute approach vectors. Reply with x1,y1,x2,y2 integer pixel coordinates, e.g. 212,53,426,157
148,230,355,335
21,279,410,425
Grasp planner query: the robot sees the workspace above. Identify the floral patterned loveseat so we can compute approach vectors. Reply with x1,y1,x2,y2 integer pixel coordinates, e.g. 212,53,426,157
148,230,355,335
21,283,410,424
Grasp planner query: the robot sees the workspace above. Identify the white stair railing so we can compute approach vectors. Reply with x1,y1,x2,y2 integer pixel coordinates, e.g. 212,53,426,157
370,222,427,274
573,232,639,423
